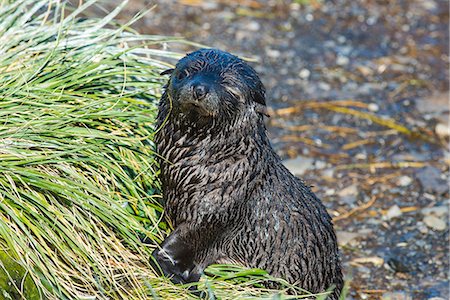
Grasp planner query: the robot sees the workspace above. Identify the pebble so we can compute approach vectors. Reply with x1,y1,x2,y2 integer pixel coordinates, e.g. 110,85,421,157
357,265,371,279
338,184,358,197
325,188,335,196
386,256,410,273
417,221,429,234
200,1,219,10
420,0,438,11
318,81,331,91
336,55,350,66
315,160,327,169
382,291,412,300
397,175,413,187
415,92,449,114
423,215,447,231
322,168,334,178
435,123,449,137
415,166,448,194
266,48,281,58
298,68,311,79
356,65,373,76
422,206,448,217
282,156,314,176
415,239,427,247
336,231,360,246
386,205,402,220
355,152,367,160
247,21,260,32
366,16,378,25
368,103,379,112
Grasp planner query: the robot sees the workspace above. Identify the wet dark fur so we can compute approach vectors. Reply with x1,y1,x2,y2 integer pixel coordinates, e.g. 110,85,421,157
152,49,343,299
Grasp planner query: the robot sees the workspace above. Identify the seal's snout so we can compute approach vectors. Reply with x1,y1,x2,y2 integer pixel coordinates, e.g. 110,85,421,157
192,83,208,100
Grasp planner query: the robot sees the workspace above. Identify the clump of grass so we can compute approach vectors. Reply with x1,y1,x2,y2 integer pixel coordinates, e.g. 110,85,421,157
0,1,342,299
0,0,174,298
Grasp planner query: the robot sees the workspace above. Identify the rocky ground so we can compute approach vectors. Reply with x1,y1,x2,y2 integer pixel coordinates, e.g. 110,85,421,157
91,0,449,299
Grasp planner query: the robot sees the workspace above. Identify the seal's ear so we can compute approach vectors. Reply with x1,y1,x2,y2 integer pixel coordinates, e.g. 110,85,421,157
255,103,270,117
253,88,269,117
160,68,174,76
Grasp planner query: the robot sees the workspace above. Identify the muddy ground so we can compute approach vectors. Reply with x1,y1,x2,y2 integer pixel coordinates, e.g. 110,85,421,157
91,0,449,299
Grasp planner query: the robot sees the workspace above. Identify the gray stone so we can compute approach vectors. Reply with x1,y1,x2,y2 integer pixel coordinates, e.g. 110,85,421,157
435,123,449,137
423,215,447,231
338,184,358,197
382,291,412,300
397,175,413,187
336,55,349,66
386,205,403,220
282,156,314,176
368,103,379,112
422,206,448,217
416,167,448,194
315,160,327,169
336,231,360,246
298,68,311,79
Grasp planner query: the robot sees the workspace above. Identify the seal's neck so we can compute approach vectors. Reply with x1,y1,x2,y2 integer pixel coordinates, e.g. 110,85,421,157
155,96,271,165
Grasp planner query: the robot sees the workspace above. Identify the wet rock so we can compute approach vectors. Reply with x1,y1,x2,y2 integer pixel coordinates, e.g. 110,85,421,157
423,215,447,231
336,55,349,66
415,92,449,115
422,206,448,217
435,123,449,138
317,81,331,91
247,21,261,32
356,65,374,77
322,168,334,178
338,183,358,204
325,188,335,196
314,160,327,169
386,205,403,220
415,166,448,194
336,231,360,246
417,221,429,234
282,156,314,176
298,68,311,80
266,48,281,58
339,184,358,197
415,239,427,247
355,152,367,160
386,256,412,273
356,265,371,279
397,175,413,187
382,291,412,300
368,103,379,112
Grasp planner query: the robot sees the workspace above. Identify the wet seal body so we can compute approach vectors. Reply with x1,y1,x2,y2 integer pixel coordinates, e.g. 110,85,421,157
152,49,343,298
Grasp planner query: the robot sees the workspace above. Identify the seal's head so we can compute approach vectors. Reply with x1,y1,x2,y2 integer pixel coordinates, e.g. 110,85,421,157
161,49,267,122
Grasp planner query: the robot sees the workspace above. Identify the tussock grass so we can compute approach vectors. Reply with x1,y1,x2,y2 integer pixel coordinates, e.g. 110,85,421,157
0,1,342,299
0,0,173,298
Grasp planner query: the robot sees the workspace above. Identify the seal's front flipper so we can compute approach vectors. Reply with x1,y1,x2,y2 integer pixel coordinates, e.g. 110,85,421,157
150,231,198,284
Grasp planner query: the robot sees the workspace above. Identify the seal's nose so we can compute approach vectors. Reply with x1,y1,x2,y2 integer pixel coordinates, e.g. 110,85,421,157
193,84,208,100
